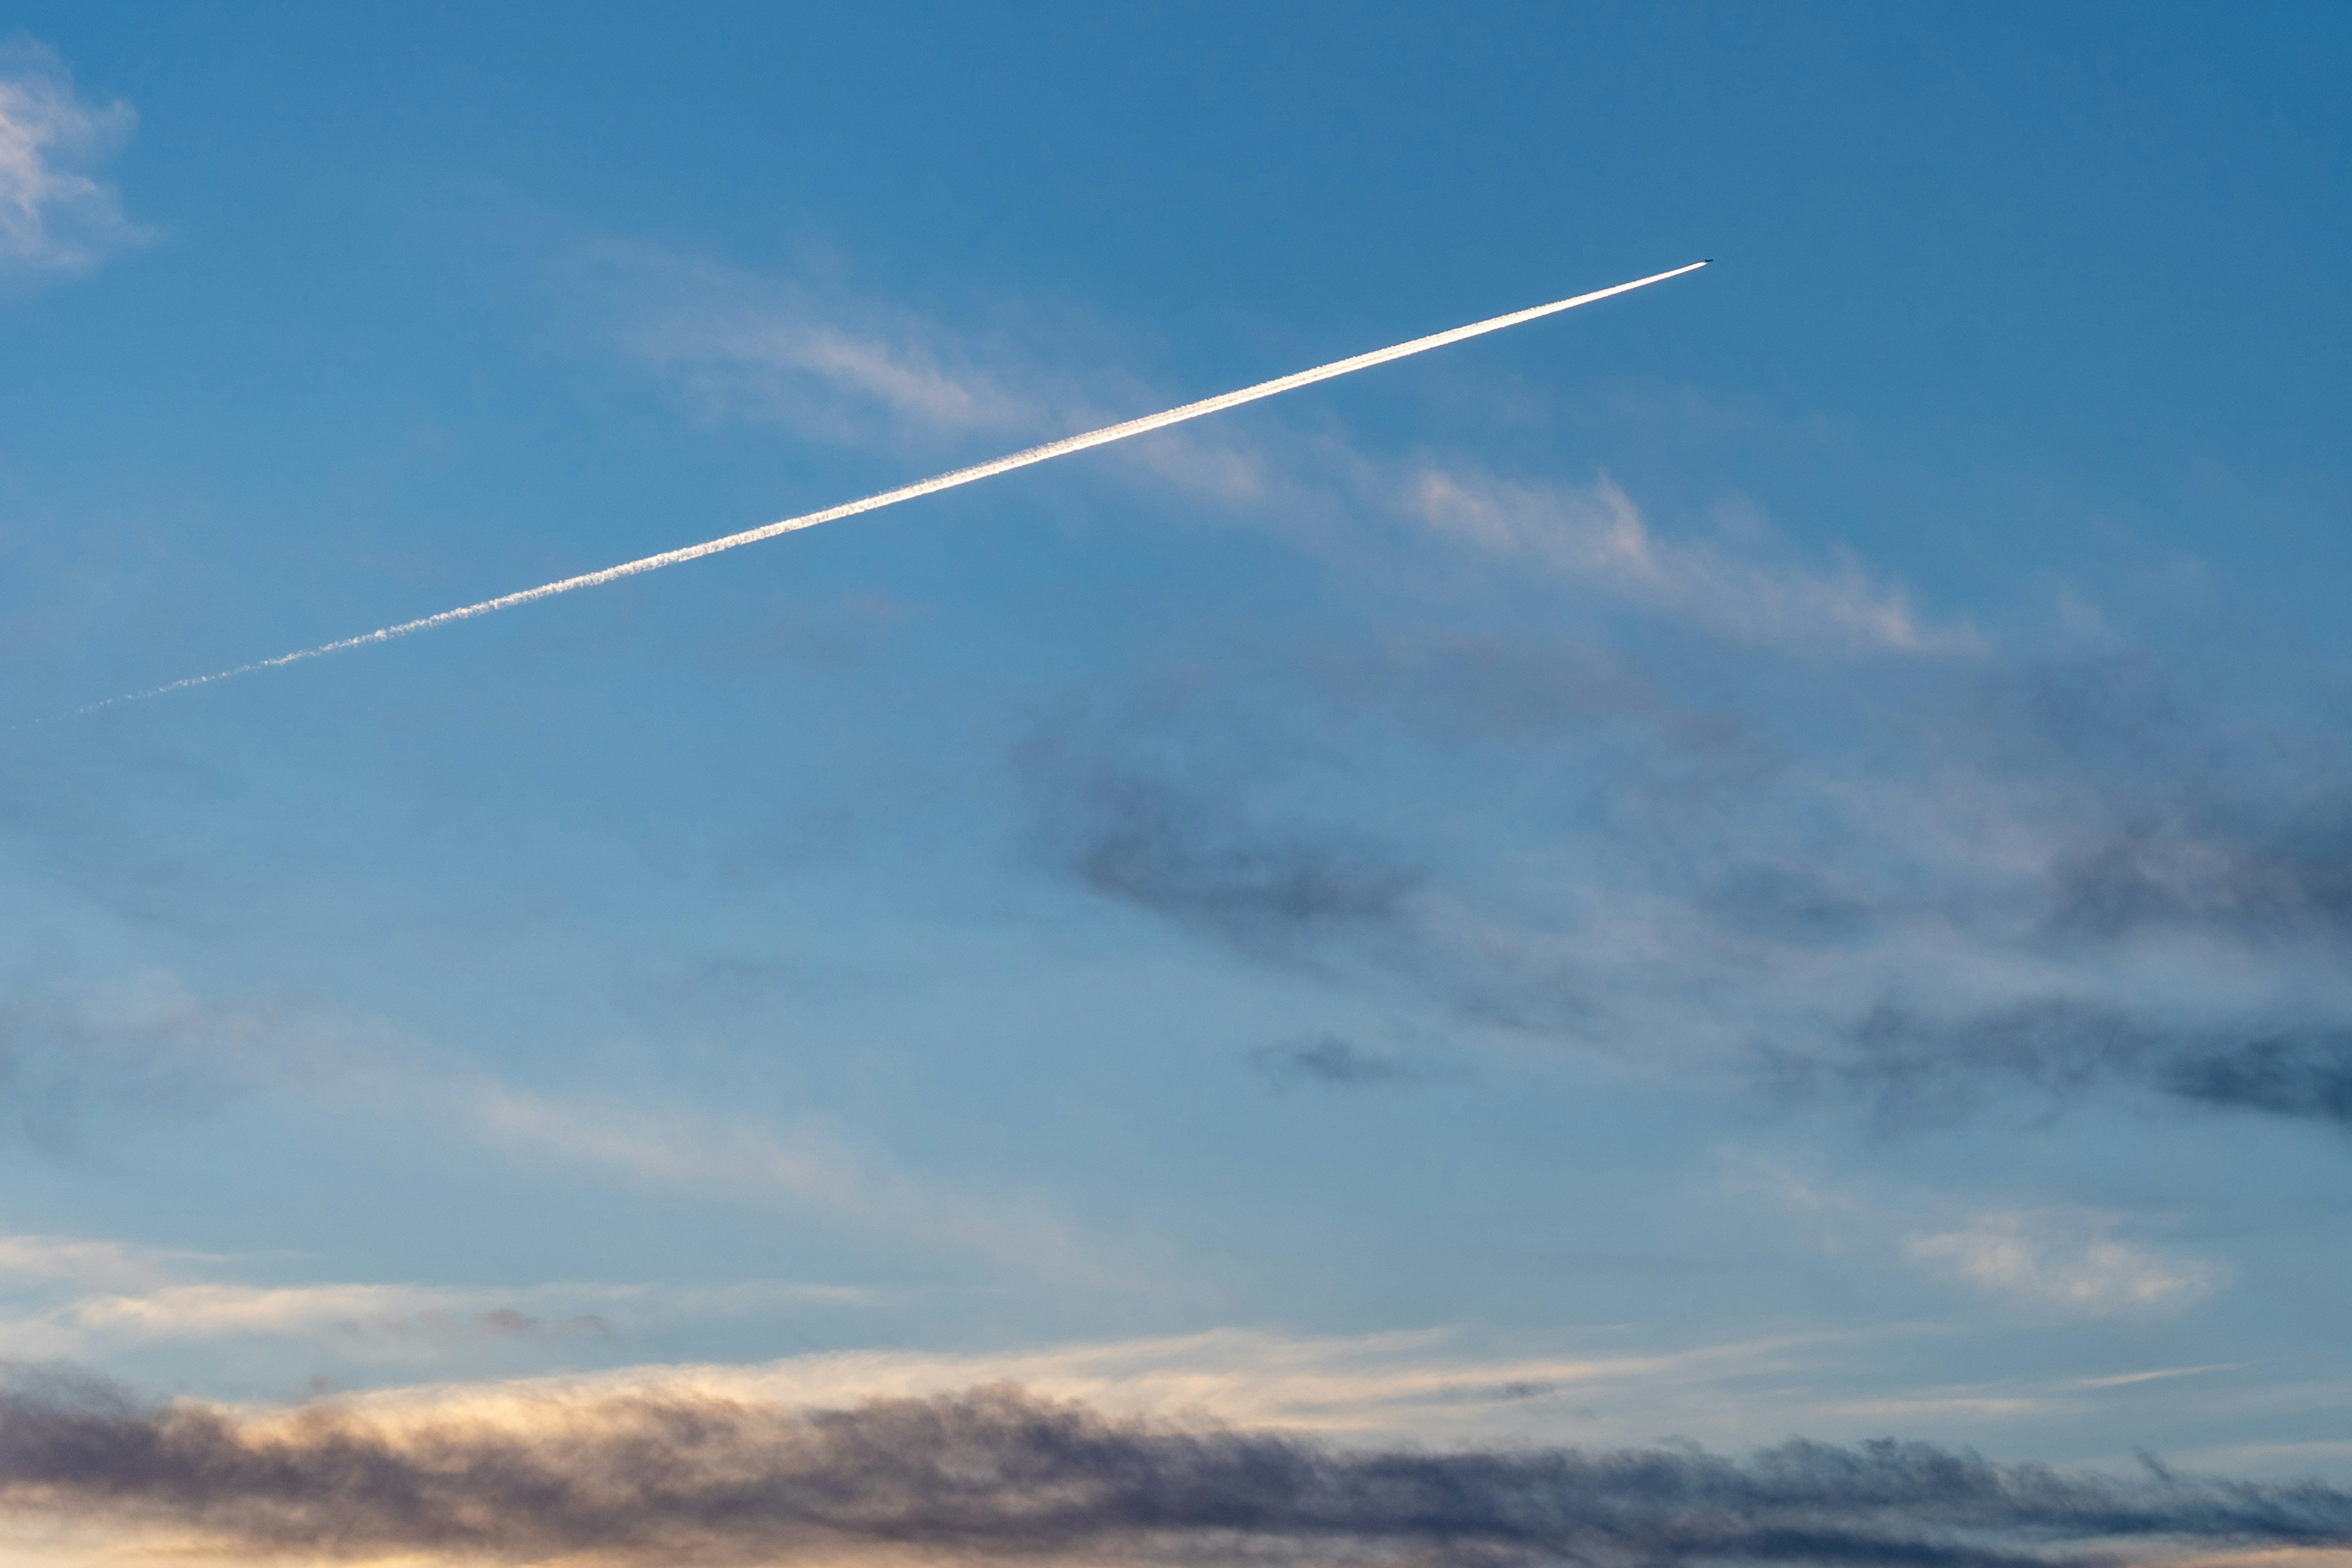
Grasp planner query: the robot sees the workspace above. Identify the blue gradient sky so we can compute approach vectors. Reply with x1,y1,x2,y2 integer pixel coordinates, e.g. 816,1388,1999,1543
3,2,2352,1541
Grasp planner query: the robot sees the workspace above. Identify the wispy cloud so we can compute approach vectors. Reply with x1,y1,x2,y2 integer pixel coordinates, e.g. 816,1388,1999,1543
580,240,1966,658
28,1281,617,1355
0,1228,869,1366
588,251,2352,1147
1398,467,1979,655
1766,1000,2352,1131
0,968,367,1148
0,957,1126,1290
1902,1210,2220,1314
579,238,1064,451
608,252,2352,1136
0,42,143,279
1251,1036,1429,1088
1025,633,2352,1146
464,1084,1118,1286
1046,767,1423,966
1026,759,1597,1033
1740,1161,2220,1316
0,1234,183,1293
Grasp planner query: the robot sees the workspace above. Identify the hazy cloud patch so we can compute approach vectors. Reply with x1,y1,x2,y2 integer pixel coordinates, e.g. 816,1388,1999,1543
1901,1210,2219,1315
0,970,360,1150
1763,1001,2352,1133
568,236,1114,458
464,1084,1118,1286
1402,468,1978,656
1251,1037,1427,1088
0,42,143,280
2045,818,2352,952
1030,758,1597,1034
1050,769,1420,965
1738,1162,2220,1317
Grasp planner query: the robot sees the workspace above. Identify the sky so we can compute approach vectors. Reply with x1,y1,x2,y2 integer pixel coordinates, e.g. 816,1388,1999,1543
2,3,2351,1564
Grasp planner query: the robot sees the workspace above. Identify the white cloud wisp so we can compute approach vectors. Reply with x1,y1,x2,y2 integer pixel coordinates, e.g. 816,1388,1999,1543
85,263,1707,714
0,43,141,276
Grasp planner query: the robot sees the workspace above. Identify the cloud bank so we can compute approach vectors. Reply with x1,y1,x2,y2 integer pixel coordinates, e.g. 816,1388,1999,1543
4,1373,2352,1567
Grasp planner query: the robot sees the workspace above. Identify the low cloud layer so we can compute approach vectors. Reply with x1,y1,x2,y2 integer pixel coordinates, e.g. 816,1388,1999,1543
4,1373,2351,1567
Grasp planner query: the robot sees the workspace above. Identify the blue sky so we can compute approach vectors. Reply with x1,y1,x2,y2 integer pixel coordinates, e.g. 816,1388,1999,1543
4,5,2352,1563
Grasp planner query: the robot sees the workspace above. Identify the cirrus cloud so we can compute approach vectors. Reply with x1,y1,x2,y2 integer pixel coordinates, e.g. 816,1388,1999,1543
0,43,143,281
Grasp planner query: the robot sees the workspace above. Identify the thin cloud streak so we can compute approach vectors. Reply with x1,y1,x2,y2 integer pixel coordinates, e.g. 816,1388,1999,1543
85,263,1706,715
0,1278,857,1363
0,958,1123,1291
1402,467,1979,655
465,1085,1118,1287
0,1227,874,1366
608,242,1050,444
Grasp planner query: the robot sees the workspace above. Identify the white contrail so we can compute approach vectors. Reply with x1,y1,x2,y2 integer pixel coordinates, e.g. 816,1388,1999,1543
91,261,1706,713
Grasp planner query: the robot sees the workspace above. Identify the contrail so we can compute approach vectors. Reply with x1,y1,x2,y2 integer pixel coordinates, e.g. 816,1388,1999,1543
91,261,1707,713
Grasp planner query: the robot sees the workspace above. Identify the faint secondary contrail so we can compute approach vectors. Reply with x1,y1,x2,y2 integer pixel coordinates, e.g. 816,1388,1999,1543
94,261,1706,712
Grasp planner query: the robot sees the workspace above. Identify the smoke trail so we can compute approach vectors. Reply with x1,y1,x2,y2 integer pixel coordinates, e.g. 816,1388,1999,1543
91,262,1706,713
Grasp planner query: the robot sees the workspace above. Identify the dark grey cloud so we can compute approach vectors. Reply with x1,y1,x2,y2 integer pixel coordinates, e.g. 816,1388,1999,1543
1966,655,2352,956
4,1374,2351,1566
1022,616,2352,1139
1050,770,1420,964
2045,820,2352,951
1762,1000,2352,1131
1757,1000,2149,1125
1034,763,1591,1032
1251,1037,1424,1088
2160,1035,2352,1126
